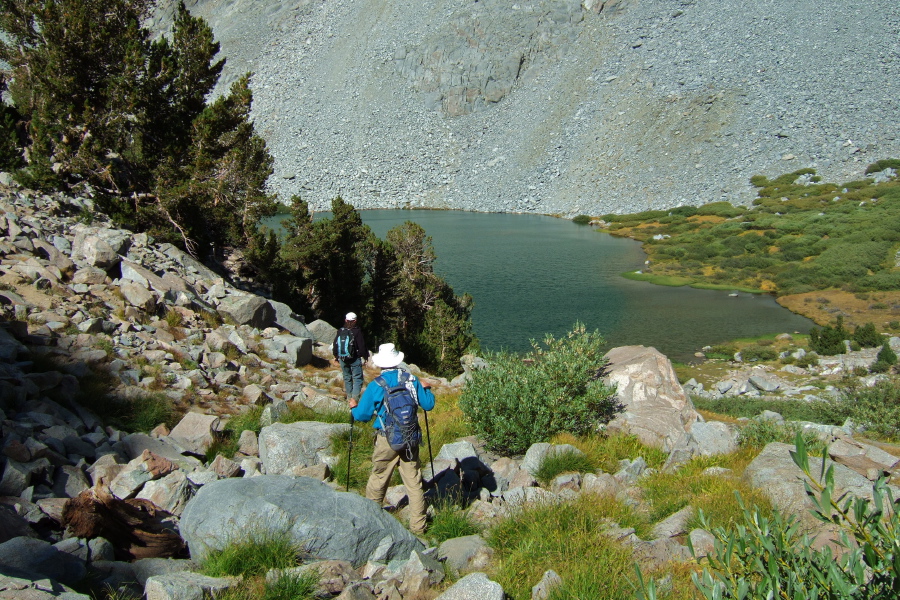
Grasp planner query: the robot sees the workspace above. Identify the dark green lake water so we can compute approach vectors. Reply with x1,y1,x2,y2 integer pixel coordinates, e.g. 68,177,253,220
268,210,814,362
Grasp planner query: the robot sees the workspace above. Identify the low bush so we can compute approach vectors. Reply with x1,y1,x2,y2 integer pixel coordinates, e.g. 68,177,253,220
830,379,900,439
692,397,837,424
869,344,898,375
740,344,778,362
459,324,622,455
809,316,849,355
534,449,597,486
865,158,900,174
572,214,592,225
640,434,900,600
794,352,820,369
852,322,883,348
705,344,737,360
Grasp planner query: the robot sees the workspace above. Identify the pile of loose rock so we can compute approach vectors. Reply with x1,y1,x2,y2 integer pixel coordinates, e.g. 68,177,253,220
3,185,900,599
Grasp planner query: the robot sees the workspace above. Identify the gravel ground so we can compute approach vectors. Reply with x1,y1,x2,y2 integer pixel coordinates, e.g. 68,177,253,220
155,0,900,215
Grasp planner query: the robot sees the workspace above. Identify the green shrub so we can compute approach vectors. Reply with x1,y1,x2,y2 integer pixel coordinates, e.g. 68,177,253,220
647,434,900,600
705,344,737,360
534,449,597,487
852,322,883,348
830,379,900,439
740,345,778,362
459,324,622,455
795,352,820,369
865,158,900,174
572,214,592,225
809,316,849,356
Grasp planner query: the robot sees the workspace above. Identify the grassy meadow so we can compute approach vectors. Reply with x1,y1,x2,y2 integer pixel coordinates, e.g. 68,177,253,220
596,161,900,329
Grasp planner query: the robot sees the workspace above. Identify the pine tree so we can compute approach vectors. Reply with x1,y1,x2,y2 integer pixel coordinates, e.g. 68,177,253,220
0,0,275,256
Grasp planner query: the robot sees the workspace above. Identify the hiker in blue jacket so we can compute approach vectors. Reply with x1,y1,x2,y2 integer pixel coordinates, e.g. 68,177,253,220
350,343,435,534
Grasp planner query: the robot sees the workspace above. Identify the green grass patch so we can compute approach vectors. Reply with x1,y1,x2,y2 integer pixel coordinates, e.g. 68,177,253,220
428,497,481,544
488,494,693,600
281,403,350,425
639,449,773,531
70,368,179,432
330,423,376,493
692,397,839,423
736,419,825,452
200,529,300,578
533,449,598,487
620,271,694,286
552,432,669,474
262,572,318,600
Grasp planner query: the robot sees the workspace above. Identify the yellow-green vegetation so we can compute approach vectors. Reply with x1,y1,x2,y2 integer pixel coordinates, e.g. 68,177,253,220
599,163,900,327
533,449,598,487
488,494,696,600
640,434,900,600
550,431,668,474
428,496,482,544
330,421,376,492
199,529,318,600
642,449,771,530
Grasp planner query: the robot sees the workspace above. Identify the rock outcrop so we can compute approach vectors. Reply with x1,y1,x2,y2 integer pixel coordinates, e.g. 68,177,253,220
603,345,700,451
151,0,900,215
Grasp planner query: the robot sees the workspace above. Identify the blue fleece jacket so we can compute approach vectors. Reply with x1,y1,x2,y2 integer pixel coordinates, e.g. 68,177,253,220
351,368,435,430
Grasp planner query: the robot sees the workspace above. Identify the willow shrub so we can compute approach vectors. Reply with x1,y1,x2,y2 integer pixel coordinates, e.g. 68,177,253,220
459,324,622,455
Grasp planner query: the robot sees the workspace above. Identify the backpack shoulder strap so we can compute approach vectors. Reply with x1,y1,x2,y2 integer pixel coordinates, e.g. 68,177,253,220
374,375,390,392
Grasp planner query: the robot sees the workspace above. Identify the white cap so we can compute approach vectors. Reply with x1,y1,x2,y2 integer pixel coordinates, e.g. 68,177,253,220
345,312,357,321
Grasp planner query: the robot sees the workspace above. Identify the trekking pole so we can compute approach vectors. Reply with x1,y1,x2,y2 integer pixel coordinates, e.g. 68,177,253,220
423,409,435,488
346,410,354,492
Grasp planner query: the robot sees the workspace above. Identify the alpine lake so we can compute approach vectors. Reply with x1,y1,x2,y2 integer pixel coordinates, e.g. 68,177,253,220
265,210,815,363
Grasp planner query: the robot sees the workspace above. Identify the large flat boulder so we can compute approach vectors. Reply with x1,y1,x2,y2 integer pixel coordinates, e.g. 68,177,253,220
603,345,700,451
743,442,896,530
179,476,423,567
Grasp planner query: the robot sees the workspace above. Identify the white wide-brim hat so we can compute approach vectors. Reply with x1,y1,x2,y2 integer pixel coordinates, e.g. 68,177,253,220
371,343,404,369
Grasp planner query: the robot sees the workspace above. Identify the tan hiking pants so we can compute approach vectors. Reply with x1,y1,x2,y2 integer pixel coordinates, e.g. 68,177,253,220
365,434,427,534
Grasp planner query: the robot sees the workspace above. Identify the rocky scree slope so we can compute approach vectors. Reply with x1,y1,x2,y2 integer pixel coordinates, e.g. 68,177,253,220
151,0,900,215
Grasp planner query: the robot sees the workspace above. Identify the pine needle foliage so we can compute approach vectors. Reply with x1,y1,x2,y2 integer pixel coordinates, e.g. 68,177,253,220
0,0,276,254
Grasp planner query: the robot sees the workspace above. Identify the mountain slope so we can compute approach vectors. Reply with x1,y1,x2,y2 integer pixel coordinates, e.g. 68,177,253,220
155,0,900,214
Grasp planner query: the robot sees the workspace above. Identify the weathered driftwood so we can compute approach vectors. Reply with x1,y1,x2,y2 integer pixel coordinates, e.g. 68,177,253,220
62,486,187,560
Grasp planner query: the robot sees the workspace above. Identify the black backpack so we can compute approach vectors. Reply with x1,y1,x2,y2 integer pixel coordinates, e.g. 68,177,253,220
335,328,358,361
375,371,421,453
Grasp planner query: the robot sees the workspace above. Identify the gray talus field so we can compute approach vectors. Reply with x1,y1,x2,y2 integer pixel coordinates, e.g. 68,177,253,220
155,0,900,214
